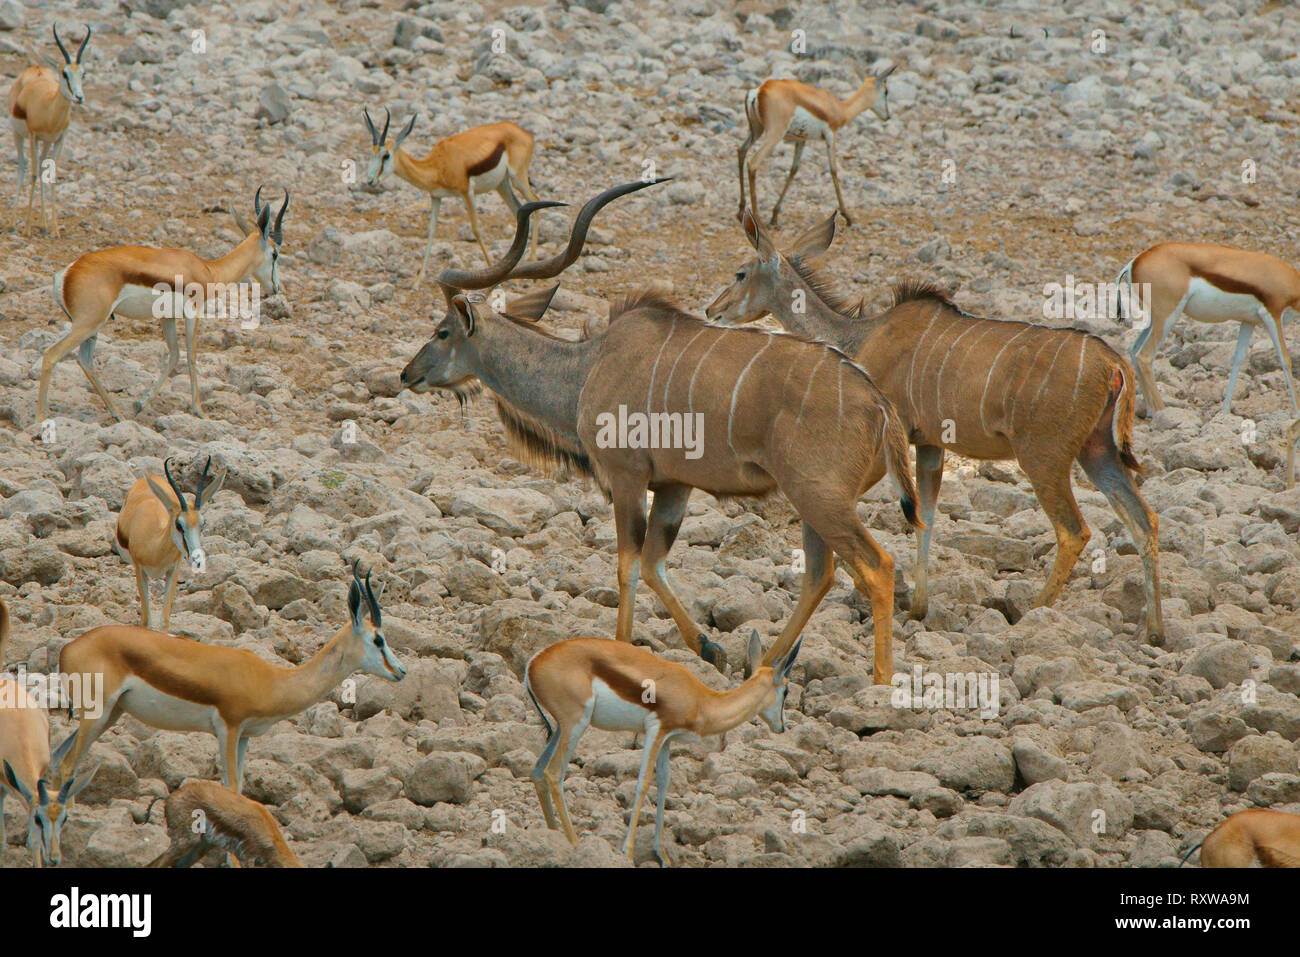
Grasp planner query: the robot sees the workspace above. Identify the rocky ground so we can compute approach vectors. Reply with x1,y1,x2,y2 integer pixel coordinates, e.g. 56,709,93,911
0,0,1298,868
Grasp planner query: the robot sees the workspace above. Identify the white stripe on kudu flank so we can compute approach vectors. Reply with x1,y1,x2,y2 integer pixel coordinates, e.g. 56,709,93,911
933,321,987,419
1008,332,1058,425
1032,336,1074,409
645,318,678,415
978,325,1033,433
908,304,946,418
837,360,844,421
1071,336,1090,404
661,327,709,410
796,352,828,428
729,338,772,451
687,332,728,415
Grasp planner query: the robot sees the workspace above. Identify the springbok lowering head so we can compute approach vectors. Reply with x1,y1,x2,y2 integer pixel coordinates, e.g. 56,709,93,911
526,632,802,864
1,599,99,867
115,456,225,632
737,64,895,228
8,23,92,237
55,560,405,794
1115,242,1300,418
363,107,542,285
37,184,288,425
148,780,303,868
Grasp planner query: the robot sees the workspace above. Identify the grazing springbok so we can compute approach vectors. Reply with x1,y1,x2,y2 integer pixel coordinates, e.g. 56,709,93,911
1181,809,1300,868
37,187,288,426
115,456,225,632
1115,242,1300,418
8,24,91,237
1,599,98,867
399,185,921,682
363,108,541,285
54,562,405,793
525,632,800,864
737,67,894,228
147,780,302,868
706,211,1163,642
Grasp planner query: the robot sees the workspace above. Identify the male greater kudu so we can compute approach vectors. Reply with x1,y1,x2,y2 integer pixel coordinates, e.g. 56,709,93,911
706,211,1163,642
399,186,921,682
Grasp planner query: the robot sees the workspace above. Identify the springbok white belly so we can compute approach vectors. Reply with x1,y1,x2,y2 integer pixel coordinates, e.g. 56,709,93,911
119,676,221,733
589,677,652,731
112,283,170,322
784,106,828,141
1183,277,1266,325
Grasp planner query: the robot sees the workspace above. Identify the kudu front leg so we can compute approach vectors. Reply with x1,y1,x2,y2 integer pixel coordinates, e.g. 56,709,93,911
639,483,724,670
1024,460,1090,609
610,479,649,644
762,522,834,668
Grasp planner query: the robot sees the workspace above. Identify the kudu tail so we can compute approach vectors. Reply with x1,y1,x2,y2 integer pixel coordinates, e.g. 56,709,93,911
1112,359,1143,473
880,403,923,529
1113,259,1135,325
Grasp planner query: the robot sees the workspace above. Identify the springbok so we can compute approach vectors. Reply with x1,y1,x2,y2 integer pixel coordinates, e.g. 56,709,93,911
53,562,405,793
706,211,1163,642
147,780,303,868
525,632,800,864
363,108,541,285
37,186,288,426
399,185,921,683
1181,809,1300,868
1,599,98,867
1115,242,1300,418
737,67,894,228
115,456,225,632
8,24,91,237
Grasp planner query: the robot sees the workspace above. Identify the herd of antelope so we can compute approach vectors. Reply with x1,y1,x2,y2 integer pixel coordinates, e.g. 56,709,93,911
2,21,1298,869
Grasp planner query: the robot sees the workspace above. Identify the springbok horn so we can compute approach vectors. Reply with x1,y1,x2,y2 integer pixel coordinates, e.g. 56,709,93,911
76,25,91,62
380,107,391,145
435,200,567,302
254,184,265,218
506,178,671,281
363,108,378,144
363,570,382,626
194,456,213,508
272,190,289,245
162,458,186,505
52,24,71,63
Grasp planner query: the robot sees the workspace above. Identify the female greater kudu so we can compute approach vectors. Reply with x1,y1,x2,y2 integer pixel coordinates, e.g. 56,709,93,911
706,211,1163,643
399,187,921,682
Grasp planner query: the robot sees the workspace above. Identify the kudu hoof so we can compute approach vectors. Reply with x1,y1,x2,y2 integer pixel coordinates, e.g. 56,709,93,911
697,636,728,673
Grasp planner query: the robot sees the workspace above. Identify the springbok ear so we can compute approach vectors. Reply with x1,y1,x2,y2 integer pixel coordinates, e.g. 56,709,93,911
229,199,254,236
774,637,804,683
256,203,272,241
145,476,180,514
451,295,477,337
3,761,32,802
50,731,78,768
203,469,227,504
59,762,100,803
743,629,763,680
791,213,838,261
503,284,560,322
875,63,897,80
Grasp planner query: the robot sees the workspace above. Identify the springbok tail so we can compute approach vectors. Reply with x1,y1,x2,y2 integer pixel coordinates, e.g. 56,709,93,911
523,662,553,739
1178,841,1203,867
0,597,10,668
1112,360,1143,473
880,404,923,529
1113,259,1135,324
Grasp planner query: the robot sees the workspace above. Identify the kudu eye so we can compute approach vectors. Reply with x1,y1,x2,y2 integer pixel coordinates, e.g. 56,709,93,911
437,328,450,340
736,271,745,281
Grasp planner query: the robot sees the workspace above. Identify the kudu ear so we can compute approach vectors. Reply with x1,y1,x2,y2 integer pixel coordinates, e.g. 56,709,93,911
451,294,477,337
145,476,180,514
743,629,763,680
747,214,779,263
502,284,560,323
791,213,838,261
741,208,762,251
